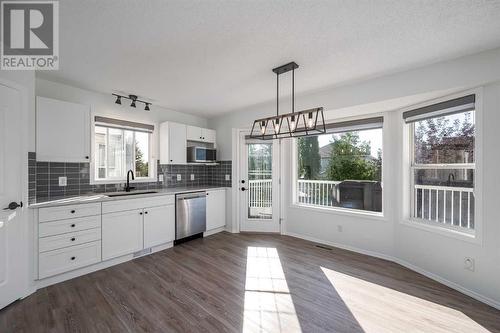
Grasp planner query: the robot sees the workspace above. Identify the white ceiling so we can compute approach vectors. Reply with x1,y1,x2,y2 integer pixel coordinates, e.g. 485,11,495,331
39,0,500,117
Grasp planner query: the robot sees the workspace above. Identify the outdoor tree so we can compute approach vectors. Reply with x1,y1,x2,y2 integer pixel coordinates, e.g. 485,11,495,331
326,132,379,181
414,112,475,164
297,136,321,179
135,143,148,177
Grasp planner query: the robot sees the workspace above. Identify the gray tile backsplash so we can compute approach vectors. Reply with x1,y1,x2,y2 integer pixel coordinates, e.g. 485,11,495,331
28,152,232,203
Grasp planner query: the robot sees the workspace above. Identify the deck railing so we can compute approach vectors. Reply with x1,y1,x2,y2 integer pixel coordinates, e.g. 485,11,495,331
248,179,273,208
414,184,475,230
297,180,341,206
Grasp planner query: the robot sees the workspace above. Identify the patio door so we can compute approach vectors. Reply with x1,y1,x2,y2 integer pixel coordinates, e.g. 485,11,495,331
239,135,280,232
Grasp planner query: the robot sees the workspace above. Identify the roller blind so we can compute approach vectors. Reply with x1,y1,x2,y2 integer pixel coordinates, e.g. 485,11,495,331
403,94,475,123
94,116,154,133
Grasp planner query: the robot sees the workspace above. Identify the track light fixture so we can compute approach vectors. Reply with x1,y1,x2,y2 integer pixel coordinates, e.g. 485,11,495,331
112,93,152,111
250,62,325,140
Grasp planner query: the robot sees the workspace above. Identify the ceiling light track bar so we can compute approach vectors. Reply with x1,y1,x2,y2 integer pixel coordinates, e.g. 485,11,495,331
112,93,152,111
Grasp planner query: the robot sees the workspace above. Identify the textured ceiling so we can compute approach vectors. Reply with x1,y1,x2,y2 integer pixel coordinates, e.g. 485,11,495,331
39,0,500,117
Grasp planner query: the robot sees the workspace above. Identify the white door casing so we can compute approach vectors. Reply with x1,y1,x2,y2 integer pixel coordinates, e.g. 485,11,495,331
0,82,29,309
239,132,280,232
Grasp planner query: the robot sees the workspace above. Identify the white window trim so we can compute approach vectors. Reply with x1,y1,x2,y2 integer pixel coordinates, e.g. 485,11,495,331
402,88,483,244
90,115,157,185
290,113,386,219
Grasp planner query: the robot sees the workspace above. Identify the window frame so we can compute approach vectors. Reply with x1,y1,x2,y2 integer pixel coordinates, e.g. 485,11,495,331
90,116,157,185
403,89,483,243
291,115,386,219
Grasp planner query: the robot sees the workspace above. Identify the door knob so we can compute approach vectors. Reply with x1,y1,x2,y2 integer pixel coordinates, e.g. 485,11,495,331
241,187,247,191
3,201,22,210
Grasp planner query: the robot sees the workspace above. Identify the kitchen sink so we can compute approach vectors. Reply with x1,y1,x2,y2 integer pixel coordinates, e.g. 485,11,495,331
105,191,158,197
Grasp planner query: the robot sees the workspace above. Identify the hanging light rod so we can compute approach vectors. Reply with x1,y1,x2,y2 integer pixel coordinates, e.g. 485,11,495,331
112,93,152,111
250,61,325,140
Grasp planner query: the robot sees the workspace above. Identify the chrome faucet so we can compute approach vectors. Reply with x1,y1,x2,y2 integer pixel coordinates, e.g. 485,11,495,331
125,170,135,192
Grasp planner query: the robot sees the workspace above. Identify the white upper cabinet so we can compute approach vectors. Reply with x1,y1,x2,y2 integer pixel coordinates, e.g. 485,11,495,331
160,121,187,164
206,189,226,230
186,125,216,144
36,96,90,162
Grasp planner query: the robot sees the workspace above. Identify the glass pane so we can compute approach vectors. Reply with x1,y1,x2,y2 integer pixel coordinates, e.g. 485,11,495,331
413,168,474,229
124,130,134,174
135,132,149,178
296,129,382,212
95,126,107,179
107,128,124,178
247,143,272,219
414,111,475,164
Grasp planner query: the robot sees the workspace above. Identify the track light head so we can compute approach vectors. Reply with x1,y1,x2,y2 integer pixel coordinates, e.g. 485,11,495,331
129,94,137,108
144,103,150,111
130,100,136,108
115,96,121,105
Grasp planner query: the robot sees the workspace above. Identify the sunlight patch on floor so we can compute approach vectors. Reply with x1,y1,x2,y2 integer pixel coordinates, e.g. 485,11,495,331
320,266,490,333
242,247,301,333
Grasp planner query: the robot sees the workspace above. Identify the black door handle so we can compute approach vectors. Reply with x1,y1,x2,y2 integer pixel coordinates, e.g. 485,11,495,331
3,201,22,210
241,187,247,191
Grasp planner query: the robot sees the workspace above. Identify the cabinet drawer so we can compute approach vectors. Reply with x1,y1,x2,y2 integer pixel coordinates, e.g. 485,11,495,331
102,195,174,214
39,202,101,222
39,215,101,237
39,228,101,253
38,241,101,279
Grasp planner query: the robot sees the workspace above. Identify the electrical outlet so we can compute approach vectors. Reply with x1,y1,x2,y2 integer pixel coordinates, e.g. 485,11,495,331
337,225,343,232
177,174,182,181
58,176,67,186
190,174,195,181
464,257,475,271
225,174,230,181
158,174,164,182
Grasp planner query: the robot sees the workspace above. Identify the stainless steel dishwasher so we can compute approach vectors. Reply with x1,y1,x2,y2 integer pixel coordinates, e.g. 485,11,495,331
175,191,206,244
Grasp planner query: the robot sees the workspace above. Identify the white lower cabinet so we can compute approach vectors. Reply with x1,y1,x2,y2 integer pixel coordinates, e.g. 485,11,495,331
206,189,226,230
101,195,175,261
144,205,175,248
102,209,144,261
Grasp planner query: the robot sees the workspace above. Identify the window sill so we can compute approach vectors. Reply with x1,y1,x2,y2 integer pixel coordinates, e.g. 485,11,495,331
290,203,388,222
400,218,481,245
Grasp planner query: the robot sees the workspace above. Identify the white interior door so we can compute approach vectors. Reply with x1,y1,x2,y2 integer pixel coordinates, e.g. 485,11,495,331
0,82,28,309
239,134,280,232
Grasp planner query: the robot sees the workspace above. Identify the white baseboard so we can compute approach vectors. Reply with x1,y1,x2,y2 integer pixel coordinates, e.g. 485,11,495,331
204,226,226,237
284,231,500,311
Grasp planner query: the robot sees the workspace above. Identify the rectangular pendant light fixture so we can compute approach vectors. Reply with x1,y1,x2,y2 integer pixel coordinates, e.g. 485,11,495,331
249,62,326,140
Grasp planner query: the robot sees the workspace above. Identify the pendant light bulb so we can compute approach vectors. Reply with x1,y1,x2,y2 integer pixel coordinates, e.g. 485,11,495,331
290,115,296,131
307,112,314,128
260,121,266,134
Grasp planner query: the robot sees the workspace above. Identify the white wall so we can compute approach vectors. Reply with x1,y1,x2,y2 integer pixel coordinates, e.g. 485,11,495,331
208,47,500,308
35,77,208,140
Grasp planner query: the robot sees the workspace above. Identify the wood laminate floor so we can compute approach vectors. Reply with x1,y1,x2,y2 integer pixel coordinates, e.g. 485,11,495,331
1,232,499,333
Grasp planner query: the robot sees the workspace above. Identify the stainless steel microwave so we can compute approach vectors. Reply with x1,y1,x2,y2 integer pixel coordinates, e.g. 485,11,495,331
187,146,217,163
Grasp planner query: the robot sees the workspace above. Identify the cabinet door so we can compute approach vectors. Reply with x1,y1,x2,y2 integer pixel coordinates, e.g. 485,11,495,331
144,205,175,248
202,128,216,144
102,210,143,260
36,96,90,162
186,125,202,141
168,122,187,164
206,190,226,230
